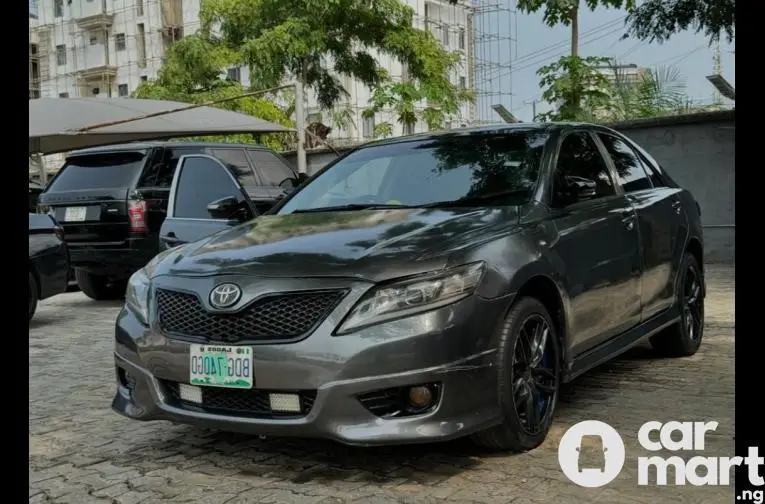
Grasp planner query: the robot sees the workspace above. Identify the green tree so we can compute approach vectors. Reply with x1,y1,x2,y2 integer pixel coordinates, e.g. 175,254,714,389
604,64,696,121
625,0,734,44
536,56,613,121
201,0,468,113
133,35,295,150
362,74,474,137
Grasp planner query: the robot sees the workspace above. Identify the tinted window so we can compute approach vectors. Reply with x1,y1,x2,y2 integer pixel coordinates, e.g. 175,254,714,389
248,149,296,187
278,130,548,213
48,152,145,191
209,149,258,187
597,133,652,193
553,132,615,206
173,158,242,219
138,147,202,188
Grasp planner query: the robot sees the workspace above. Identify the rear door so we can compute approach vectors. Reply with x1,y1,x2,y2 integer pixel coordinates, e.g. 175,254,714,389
159,155,255,250
38,150,148,245
595,131,687,320
246,148,299,212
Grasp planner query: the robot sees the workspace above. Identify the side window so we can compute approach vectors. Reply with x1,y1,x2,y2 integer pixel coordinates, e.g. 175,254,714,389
553,132,615,206
209,149,258,187
597,133,652,193
247,149,296,187
631,149,666,187
138,147,203,188
173,157,243,219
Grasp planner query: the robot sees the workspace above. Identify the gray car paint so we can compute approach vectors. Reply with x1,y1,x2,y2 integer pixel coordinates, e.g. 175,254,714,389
112,123,704,446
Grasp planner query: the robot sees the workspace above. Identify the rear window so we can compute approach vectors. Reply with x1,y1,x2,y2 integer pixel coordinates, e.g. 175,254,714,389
48,152,146,191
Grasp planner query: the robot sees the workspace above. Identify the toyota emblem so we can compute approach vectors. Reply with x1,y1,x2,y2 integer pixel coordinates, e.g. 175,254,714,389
209,283,242,309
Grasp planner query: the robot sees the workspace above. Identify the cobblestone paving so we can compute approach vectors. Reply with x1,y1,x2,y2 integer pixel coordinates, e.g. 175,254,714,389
29,265,735,504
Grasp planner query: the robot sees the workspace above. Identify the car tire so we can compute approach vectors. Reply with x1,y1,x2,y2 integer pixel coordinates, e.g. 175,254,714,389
75,269,127,301
29,271,38,322
650,253,705,357
471,297,561,452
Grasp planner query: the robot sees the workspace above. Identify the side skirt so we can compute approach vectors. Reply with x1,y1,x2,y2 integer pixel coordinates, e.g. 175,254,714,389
562,306,681,383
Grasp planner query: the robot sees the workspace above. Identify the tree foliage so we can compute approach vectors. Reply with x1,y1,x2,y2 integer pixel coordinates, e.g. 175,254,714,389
132,35,295,150
201,0,468,111
536,56,613,121
515,0,634,27
625,0,734,44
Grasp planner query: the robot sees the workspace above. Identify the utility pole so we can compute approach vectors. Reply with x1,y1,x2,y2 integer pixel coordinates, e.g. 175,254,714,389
525,99,537,121
712,43,722,105
294,80,307,175
570,2,579,57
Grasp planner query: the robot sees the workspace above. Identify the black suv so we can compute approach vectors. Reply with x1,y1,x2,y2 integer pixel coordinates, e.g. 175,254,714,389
37,142,303,300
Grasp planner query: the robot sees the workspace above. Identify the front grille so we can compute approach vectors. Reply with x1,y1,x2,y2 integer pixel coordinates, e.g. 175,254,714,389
156,288,346,343
162,380,316,418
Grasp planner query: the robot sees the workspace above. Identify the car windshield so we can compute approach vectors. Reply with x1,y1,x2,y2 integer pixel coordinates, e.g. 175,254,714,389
277,129,549,214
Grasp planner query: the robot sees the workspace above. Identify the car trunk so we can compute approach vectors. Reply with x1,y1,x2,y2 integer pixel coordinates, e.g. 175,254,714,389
39,151,148,245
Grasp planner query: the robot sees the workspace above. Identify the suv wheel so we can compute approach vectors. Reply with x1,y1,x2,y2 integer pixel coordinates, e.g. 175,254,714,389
472,297,560,452
75,269,127,301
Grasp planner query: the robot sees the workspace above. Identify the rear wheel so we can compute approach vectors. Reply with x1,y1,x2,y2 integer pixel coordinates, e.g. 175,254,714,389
650,253,704,357
28,272,38,322
472,297,560,452
75,269,127,301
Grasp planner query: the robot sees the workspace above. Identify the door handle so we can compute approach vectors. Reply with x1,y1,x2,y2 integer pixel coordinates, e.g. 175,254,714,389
621,211,635,231
672,200,682,215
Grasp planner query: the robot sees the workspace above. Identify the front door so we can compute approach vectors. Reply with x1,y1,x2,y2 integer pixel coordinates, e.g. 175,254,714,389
159,155,254,251
547,131,643,357
596,132,687,320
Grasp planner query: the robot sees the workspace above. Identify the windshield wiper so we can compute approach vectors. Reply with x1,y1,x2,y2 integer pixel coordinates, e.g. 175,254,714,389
291,203,413,214
420,189,528,209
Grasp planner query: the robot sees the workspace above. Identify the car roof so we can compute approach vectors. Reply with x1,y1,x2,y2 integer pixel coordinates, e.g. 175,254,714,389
68,141,276,157
356,122,612,149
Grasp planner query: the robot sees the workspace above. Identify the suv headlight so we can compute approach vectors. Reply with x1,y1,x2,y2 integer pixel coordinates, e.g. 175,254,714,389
336,262,485,334
124,246,180,325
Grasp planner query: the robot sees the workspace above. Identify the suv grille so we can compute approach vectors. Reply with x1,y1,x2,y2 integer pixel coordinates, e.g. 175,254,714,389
156,288,346,343
162,380,316,418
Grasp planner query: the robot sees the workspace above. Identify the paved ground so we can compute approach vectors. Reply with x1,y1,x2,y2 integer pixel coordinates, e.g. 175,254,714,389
29,265,735,504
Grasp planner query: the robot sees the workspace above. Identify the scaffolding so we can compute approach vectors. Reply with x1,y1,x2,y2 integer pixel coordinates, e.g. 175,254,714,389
470,0,517,124
28,0,193,101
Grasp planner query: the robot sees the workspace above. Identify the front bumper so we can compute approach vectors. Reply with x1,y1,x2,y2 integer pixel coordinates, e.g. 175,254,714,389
112,275,512,446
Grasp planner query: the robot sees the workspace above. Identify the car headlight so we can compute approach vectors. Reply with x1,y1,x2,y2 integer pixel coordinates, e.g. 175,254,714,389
336,262,485,334
125,269,151,325
124,246,180,325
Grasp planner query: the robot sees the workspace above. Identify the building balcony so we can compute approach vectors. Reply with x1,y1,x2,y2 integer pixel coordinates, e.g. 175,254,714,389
75,46,117,80
75,12,115,30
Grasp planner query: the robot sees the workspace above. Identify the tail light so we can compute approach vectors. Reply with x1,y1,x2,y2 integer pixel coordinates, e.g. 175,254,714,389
128,200,148,233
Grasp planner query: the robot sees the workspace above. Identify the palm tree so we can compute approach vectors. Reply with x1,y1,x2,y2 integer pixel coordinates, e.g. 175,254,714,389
605,64,694,121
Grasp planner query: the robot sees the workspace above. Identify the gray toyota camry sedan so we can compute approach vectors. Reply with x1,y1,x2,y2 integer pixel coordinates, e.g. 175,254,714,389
113,123,705,451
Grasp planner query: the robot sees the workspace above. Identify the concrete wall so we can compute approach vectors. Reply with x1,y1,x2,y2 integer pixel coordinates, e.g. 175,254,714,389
283,110,735,263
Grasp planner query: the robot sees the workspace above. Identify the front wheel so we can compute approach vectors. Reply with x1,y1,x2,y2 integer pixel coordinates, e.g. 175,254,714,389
472,297,561,452
650,253,704,357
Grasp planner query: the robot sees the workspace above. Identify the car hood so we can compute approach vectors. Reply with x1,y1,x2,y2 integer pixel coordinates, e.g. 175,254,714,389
155,207,520,282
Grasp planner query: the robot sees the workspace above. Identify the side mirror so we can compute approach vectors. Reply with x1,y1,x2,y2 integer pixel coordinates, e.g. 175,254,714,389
296,172,309,183
207,196,241,219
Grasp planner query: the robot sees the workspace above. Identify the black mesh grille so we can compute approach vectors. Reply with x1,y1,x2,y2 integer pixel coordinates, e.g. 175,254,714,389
156,288,346,343
162,380,316,418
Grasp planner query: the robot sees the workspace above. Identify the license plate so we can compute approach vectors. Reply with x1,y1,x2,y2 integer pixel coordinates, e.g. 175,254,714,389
189,344,253,389
64,206,87,222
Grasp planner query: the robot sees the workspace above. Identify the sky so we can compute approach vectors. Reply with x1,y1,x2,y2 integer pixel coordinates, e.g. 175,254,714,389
473,3,736,123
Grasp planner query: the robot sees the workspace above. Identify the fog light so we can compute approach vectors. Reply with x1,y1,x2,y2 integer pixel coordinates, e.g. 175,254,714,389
179,384,202,404
269,393,302,413
408,386,435,409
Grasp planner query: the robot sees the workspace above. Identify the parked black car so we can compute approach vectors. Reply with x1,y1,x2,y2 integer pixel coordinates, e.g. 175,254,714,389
113,123,705,451
37,142,303,301
29,179,44,213
29,213,70,321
